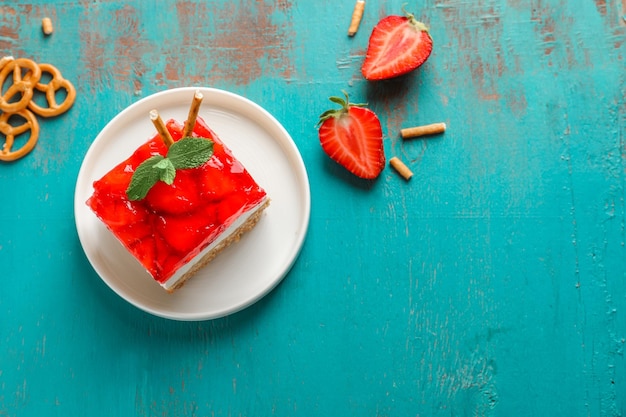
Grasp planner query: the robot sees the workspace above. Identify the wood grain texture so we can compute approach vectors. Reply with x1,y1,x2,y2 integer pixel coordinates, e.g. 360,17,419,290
1,0,625,416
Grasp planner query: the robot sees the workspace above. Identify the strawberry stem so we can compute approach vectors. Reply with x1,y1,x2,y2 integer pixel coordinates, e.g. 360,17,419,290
317,91,368,127
401,5,430,32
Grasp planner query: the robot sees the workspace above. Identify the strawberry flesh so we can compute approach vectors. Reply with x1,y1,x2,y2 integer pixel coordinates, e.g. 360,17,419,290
318,100,384,180
362,15,433,81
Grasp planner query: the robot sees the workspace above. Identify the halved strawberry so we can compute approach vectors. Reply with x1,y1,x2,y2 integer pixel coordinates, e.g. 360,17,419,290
361,10,433,81
317,92,385,179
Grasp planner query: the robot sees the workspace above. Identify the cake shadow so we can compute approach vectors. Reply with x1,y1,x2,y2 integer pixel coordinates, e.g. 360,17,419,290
72,236,282,344
135,288,281,342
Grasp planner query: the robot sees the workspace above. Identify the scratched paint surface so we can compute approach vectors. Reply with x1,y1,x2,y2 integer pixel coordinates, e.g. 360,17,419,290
1,0,625,415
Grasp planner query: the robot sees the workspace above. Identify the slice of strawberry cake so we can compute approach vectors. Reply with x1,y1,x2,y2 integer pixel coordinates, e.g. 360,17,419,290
86,111,269,292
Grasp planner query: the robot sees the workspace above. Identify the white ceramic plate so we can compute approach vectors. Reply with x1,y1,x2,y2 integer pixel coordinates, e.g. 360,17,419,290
74,87,310,321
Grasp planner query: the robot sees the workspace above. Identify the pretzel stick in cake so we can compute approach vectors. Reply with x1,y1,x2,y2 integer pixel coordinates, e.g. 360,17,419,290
150,109,174,148
182,90,204,138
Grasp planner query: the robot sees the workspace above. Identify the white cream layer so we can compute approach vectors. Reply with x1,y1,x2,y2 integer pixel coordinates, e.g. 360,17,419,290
161,196,268,291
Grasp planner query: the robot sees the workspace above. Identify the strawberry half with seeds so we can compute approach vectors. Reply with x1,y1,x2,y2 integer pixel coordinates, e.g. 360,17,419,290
361,9,433,81
317,92,385,179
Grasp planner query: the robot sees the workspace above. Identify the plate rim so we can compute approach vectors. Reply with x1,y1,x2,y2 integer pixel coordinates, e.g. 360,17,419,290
74,87,310,321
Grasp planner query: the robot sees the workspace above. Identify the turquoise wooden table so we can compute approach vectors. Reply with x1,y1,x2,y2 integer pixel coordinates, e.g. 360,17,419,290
2,0,626,415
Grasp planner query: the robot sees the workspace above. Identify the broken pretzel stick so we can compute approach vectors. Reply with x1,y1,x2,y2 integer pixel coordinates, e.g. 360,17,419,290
348,0,365,36
149,109,175,148
42,17,53,35
389,156,413,180
182,90,204,138
401,122,446,139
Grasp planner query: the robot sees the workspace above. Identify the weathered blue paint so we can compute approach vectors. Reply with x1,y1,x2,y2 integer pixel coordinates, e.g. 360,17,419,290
1,0,625,416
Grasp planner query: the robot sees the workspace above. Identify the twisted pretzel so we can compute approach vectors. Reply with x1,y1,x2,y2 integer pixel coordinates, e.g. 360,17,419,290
0,108,40,161
0,57,75,162
28,63,76,118
0,57,42,114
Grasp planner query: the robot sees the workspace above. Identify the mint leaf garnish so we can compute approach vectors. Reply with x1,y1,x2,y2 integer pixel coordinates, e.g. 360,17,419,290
126,155,165,201
168,137,214,169
126,137,214,201
154,157,176,184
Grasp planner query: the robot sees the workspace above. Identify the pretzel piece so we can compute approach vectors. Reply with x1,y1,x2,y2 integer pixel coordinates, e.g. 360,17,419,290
0,56,14,68
0,108,40,161
42,17,54,35
28,63,76,118
0,57,42,114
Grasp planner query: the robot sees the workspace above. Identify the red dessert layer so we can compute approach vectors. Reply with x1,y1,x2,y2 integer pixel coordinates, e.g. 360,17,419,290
87,117,267,284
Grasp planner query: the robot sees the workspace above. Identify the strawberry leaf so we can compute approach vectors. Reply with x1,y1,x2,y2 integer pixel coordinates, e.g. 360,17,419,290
317,91,368,127
329,96,346,107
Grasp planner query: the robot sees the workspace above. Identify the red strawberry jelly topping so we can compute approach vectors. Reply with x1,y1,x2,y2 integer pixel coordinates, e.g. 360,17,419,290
87,116,267,283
